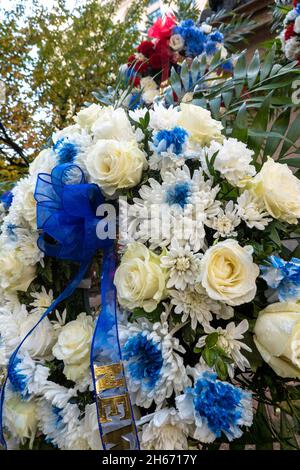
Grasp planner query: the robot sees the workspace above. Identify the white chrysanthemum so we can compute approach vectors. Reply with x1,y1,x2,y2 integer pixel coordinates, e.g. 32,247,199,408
149,103,179,131
83,403,103,450
206,201,240,238
0,304,29,364
4,390,38,447
170,283,234,330
129,107,148,123
161,240,202,290
30,287,54,315
149,148,186,172
285,36,300,61
207,138,256,187
37,399,88,450
237,190,272,230
123,165,220,252
8,351,49,398
119,308,190,408
196,320,251,376
10,176,37,229
16,230,43,266
40,381,77,408
139,408,189,450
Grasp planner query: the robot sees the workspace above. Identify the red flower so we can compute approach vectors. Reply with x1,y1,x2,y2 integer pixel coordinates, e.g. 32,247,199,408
285,23,295,41
129,75,140,87
149,53,162,70
137,40,155,58
148,13,176,40
127,54,148,73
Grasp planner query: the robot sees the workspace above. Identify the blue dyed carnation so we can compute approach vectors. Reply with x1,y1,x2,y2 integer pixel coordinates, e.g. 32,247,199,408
0,190,13,210
296,4,300,15
9,357,29,398
205,40,218,56
165,181,191,208
153,126,188,155
193,371,244,438
173,20,206,56
53,138,78,164
128,91,141,110
208,31,224,43
122,333,163,389
260,255,300,302
221,59,234,73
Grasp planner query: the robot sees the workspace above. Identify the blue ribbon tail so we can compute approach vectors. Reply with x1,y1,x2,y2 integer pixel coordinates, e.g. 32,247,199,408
0,259,91,449
90,247,140,450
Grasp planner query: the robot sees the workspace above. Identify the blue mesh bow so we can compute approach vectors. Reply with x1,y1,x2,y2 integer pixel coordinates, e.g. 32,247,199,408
0,163,139,450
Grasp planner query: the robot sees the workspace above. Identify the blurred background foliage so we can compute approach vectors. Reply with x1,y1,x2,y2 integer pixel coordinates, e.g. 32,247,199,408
0,0,147,185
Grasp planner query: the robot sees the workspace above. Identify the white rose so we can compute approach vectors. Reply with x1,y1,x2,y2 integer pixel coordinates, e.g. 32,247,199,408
92,107,135,141
213,138,256,187
20,311,56,358
0,248,36,292
140,76,158,91
250,157,300,224
142,88,159,104
201,23,212,34
254,302,300,378
85,139,147,196
169,34,185,51
5,393,38,447
114,242,167,312
294,16,300,34
177,103,223,147
200,239,259,306
52,313,93,382
29,148,56,176
74,103,103,131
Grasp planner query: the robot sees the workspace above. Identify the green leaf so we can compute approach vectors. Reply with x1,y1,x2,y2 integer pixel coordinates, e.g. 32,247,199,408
260,45,276,81
231,102,248,142
280,412,299,450
170,67,183,100
202,347,218,368
247,50,260,88
279,112,300,159
180,60,190,92
263,109,291,159
279,157,300,168
247,92,273,158
205,332,219,349
215,357,228,380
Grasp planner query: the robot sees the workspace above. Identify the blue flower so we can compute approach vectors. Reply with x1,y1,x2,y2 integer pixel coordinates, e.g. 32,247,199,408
176,371,252,441
128,91,141,110
173,20,206,56
122,332,163,390
0,190,13,210
260,255,300,301
193,371,244,438
53,138,78,164
208,31,224,43
165,181,191,208
205,40,218,56
221,59,234,73
9,356,29,398
153,126,188,155
296,4,300,15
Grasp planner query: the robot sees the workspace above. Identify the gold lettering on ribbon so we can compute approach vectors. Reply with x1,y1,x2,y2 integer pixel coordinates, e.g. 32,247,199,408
97,393,131,424
94,363,125,394
102,424,136,450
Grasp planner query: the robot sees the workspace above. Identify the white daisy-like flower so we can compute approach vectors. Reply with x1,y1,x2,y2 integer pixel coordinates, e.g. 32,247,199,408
83,403,103,450
170,283,234,330
138,408,189,450
124,165,220,252
15,230,43,266
118,307,190,408
8,351,49,398
10,176,37,229
30,287,54,314
161,240,202,290
237,190,272,230
40,381,77,408
149,103,179,131
176,368,253,443
196,320,251,376
206,201,240,238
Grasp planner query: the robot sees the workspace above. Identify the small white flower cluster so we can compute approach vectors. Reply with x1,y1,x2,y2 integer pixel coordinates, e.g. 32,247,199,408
279,3,300,62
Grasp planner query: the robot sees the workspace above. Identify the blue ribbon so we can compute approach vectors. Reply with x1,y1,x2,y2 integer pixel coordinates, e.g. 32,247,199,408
0,163,139,450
